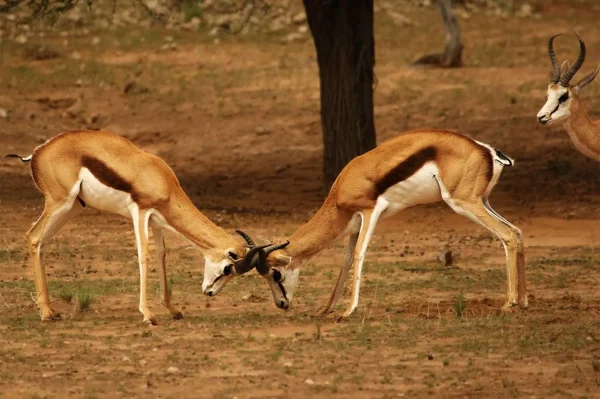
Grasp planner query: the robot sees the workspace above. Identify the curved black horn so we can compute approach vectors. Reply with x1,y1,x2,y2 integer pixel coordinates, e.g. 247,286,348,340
264,241,291,256
548,34,562,83
252,248,270,276
236,230,255,247
234,244,271,275
559,32,586,86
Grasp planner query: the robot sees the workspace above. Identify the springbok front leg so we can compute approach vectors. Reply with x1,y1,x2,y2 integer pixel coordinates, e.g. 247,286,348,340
441,195,527,310
27,194,84,321
342,198,389,318
152,226,183,319
130,205,157,325
317,229,359,316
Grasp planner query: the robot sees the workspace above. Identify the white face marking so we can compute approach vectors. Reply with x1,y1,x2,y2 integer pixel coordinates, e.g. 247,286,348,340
537,85,571,125
265,267,300,309
78,167,131,218
380,162,442,215
202,255,235,296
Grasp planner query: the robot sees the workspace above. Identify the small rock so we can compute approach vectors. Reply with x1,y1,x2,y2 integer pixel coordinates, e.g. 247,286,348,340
519,4,533,17
255,126,271,135
167,366,179,374
161,43,177,51
123,81,150,95
283,362,292,368
275,164,290,174
139,359,148,367
23,44,60,61
0,108,8,119
14,34,27,44
437,248,453,267
70,51,81,60
427,354,434,360
209,27,220,36
91,36,101,45
283,32,304,43
27,112,35,121
63,98,84,119
386,10,413,26
298,25,308,33
292,11,306,24
122,356,131,362
304,378,315,385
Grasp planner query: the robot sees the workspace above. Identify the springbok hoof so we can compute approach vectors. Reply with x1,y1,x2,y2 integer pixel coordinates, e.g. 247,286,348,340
172,311,183,320
41,311,61,322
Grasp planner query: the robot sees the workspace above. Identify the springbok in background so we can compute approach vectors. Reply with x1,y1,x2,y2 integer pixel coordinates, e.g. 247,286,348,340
537,33,600,162
204,130,528,318
7,130,266,324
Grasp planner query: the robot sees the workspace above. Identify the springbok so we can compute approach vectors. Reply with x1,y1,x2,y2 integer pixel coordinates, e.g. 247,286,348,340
537,33,600,162
7,130,266,324
204,130,528,318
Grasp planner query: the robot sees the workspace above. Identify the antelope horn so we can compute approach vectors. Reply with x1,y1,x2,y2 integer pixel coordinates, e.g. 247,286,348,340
236,229,255,247
234,244,271,275
264,241,291,256
548,34,562,84
559,32,586,86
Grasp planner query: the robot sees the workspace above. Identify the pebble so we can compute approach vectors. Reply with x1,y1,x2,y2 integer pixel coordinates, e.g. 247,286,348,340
304,378,315,385
0,108,8,119
167,366,179,374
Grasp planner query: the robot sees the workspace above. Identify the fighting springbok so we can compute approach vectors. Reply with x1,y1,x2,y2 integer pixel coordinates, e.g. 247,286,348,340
537,33,600,162
7,130,265,324
204,130,528,318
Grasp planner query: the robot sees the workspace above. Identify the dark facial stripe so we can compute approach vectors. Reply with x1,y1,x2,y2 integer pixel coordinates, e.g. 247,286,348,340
81,155,132,193
375,146,437,197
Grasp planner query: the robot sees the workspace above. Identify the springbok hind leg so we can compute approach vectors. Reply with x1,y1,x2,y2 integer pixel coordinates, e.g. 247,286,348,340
443,196,526,311
27,197,83,321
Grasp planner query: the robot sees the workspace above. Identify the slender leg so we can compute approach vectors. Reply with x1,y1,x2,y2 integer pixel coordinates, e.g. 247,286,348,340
342,198,389,318
131,205,156,325
152,226,183,319
317,230,359,316
27,198,83,321
442,196,525,310
483,198,527,308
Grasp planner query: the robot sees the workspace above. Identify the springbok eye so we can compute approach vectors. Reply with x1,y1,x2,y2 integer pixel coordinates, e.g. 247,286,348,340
228,252,239,260
558,92,569,103
223,265,233,276
272,269,282,283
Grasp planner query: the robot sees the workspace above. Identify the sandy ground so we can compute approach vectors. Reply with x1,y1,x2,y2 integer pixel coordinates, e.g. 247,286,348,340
0,3,599,398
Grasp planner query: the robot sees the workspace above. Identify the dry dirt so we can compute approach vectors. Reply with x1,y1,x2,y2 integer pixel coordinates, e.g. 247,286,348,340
1,4,599,399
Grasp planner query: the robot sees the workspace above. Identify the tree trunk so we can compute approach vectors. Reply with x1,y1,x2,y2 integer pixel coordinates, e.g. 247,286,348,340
303,0,377,187
413,0,463,67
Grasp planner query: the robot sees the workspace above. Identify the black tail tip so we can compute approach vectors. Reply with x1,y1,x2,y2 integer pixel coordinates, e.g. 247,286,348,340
4,154,32,162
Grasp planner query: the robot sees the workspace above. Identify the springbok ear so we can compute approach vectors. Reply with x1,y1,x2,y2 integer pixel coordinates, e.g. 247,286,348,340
273,253,292,267
574,64,600,94
559,60,570,79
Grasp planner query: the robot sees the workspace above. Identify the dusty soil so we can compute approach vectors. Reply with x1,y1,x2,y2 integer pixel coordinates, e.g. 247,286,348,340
1,4,599,399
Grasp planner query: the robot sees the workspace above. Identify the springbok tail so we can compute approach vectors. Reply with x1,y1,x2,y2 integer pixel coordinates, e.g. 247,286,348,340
5,154,33,162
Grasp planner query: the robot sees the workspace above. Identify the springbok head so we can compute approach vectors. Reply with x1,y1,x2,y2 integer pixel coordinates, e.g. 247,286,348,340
537,33,600,125
234,235,296,310
202,230,273,297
